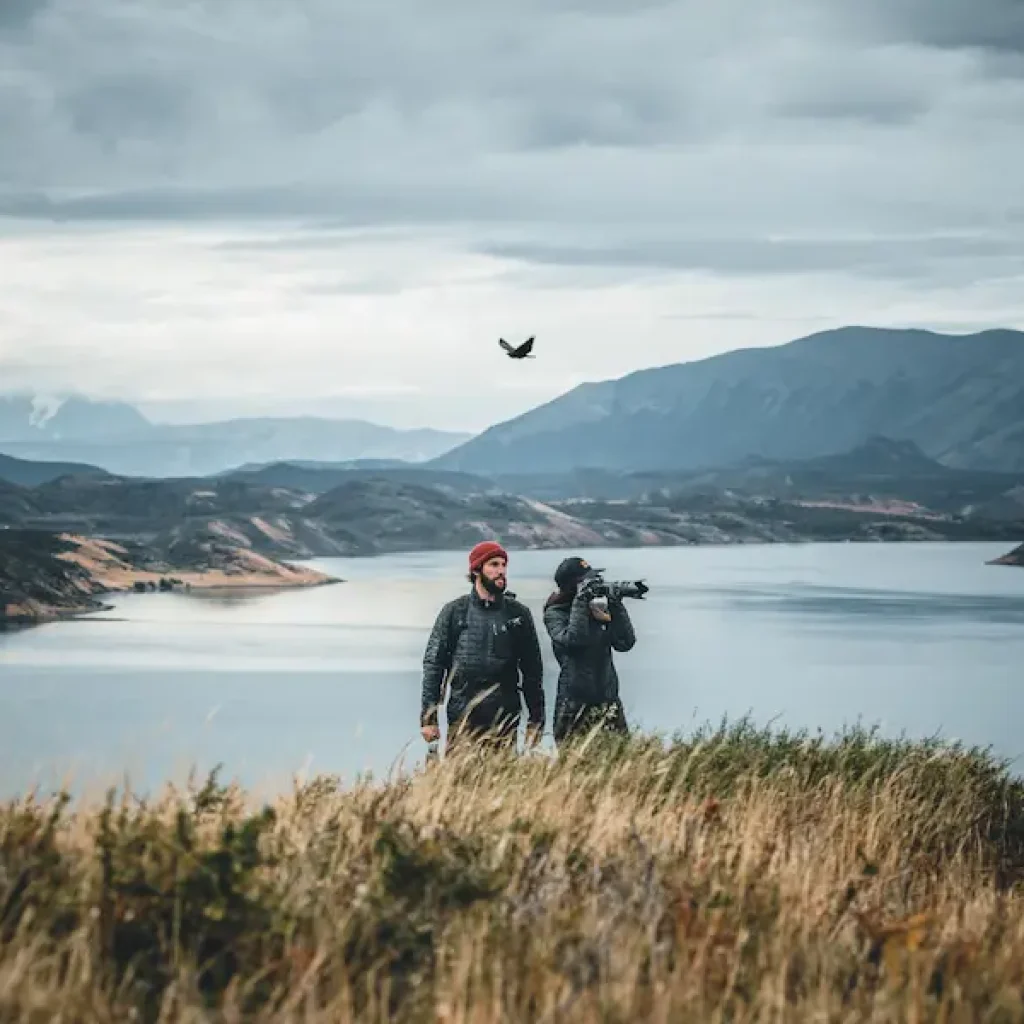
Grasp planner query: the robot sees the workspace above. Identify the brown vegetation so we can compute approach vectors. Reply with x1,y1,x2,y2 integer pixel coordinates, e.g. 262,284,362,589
1,723,1023,1021
56,533,334,591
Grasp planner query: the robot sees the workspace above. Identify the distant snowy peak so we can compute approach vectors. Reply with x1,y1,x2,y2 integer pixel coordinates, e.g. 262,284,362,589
28,394,63,430
0,393,153,442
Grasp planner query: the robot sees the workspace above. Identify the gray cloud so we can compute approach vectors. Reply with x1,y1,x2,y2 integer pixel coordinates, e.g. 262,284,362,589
1,0,1023,288
0,0,48,33
868,0,1024,54
480,233,1024,284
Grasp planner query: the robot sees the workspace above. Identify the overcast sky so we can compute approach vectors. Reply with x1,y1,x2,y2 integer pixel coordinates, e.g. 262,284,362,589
1,0,1023,432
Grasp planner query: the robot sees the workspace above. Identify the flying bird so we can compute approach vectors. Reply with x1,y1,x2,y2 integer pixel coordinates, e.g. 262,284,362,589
499,336,535,359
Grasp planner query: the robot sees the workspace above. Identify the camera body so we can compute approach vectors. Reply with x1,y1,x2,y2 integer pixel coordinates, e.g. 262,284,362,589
579,569,649,602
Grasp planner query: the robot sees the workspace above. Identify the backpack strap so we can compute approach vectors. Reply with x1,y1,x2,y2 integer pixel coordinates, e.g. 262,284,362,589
451,593,470,642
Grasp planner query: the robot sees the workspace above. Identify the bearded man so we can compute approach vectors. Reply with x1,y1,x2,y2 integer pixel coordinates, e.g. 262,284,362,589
420,541,545,754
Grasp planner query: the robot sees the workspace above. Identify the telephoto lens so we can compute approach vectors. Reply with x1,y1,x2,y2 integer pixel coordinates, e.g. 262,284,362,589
581,570,649,601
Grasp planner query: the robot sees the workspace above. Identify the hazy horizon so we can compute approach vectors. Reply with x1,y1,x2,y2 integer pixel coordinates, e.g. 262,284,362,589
2,0,1024,432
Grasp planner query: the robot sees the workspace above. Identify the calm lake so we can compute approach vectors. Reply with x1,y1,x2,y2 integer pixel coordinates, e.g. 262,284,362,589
1,541,1023,799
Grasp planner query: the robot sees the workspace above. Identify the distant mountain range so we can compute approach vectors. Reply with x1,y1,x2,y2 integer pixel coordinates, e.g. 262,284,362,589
3,434,1022,522
431,326,1024,475
3,434,1022,548
6,326,1024,483
0,394,471,476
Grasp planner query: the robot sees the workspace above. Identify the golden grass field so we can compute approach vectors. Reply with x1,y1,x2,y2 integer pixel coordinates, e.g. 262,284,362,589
2,721,1023,1022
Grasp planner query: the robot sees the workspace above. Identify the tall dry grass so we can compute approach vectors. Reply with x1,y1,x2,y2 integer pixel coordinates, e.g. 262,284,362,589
2,721,1024,1022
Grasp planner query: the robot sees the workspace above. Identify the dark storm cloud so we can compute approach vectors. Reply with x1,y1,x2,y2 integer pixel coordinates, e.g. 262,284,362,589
868,0,1024,54
1,0,1022,284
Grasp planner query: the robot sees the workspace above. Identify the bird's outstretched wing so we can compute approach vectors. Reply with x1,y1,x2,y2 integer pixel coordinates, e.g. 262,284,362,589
499,338,514,354
516,336,535,356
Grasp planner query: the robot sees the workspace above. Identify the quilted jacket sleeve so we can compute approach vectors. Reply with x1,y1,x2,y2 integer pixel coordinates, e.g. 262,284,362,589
543,592,592,651
420,601,456,728
607,599,636,653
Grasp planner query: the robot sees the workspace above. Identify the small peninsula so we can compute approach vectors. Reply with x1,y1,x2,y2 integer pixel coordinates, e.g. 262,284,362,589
0,528,336,626
988,542,1024,567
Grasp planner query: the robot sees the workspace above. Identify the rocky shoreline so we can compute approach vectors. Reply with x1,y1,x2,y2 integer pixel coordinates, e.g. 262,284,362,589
0,529,338,628
0,531,109,626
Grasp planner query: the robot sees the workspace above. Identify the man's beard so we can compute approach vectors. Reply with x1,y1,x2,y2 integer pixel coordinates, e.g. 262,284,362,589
480,573,506,596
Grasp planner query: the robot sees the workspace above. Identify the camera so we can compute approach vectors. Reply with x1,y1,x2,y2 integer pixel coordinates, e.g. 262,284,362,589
579,570,649,602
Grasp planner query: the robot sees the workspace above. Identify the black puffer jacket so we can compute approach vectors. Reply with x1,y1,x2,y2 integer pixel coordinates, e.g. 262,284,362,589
543,590,635,723
421,588,545,734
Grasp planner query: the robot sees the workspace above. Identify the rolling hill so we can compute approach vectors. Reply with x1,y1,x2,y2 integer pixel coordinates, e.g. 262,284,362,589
223,459,494,495
0,452,110,487
431,327,1024,475
657,436,1024,516
0,478,41,524
0,529,114,624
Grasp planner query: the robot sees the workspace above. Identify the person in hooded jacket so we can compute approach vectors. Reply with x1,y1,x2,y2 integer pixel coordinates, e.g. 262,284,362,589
543,555,636,745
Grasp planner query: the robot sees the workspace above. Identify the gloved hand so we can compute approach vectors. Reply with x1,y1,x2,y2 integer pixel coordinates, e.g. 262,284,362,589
576,570,598,601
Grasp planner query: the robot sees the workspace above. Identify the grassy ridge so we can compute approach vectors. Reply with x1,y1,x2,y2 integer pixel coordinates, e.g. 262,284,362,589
2,722,1024,1021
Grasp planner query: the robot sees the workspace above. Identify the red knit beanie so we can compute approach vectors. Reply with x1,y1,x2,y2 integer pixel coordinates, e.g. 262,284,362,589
468,540,508,573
